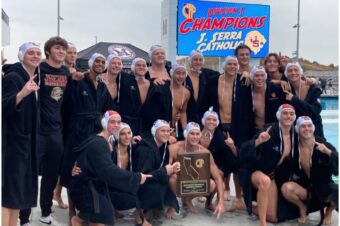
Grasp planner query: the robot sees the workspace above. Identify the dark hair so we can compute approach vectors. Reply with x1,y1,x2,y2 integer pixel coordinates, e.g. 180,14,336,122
44,36,68,58
264,53,280,65
234,44,251,56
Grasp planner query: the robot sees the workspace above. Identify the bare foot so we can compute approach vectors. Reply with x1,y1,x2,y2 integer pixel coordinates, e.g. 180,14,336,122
115,210,124,219
224,190,231,201
166,207,176,219
197,196,206,203
134,210,143,225
182,198,198,213
298,205,307,224
53,195,68,209
323,206,333,225
231,198,246,211
141,219,152,226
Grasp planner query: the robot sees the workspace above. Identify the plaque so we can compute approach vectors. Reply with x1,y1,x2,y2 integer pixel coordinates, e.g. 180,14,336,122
176,152,210,197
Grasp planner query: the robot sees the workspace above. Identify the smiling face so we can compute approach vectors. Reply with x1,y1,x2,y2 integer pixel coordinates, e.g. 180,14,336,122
23,48,42,69
204,116,218,131
252,71,267,88
298,123,314,139
236,48,250,67
224,58,238,76
107,114,122,135
119,127,133,146
92,56,106,74
279,109,296,127
265,55,280,74
190,55,204,71
108,57,122,75
286,65,301,83
155,126,171,144
134,60,147,77
172,67,187,85
48,44,67,65
187,129,202,146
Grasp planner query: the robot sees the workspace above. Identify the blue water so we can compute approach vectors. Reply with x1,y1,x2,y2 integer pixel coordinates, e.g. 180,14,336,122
321,96,338,149
321,97,338,183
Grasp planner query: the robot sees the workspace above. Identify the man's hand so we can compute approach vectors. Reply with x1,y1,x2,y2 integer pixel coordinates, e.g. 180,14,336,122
280,81,290,92
283,89,294,101
153,78,166,85
132,135,142,144
140,173,152,184
315,141,332,156
71,162,82,176
240,71,251,86
172,161,181,174
214,202,225,220
168,135,177,144
17,74,39,100
71,69,88,81
256,126,271,146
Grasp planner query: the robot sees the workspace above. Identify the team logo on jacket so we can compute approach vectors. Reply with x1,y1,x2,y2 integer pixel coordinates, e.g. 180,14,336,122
51,87,63,101
273,146,279,152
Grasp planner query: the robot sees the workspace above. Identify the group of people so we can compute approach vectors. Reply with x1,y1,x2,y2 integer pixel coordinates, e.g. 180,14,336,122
2,36,338,226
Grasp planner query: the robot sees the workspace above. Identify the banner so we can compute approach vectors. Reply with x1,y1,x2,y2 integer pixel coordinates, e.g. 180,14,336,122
177,0,270,57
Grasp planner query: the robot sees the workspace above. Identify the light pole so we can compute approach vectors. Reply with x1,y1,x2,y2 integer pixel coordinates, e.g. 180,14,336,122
293,0,301,61
57,0,64,36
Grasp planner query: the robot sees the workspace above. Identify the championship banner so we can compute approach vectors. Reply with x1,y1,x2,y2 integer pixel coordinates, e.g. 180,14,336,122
177,0,270,57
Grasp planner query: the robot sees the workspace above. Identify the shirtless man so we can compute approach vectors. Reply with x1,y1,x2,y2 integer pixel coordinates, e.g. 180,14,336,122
217,56,248,210
147,45,170,82
249,66,286,132
132,58,150,105
170,63,190,137
281,116,338,225
102,54,122,100
186,50,219,124
168,122,225,219
235,44,252,81
240,104,297,226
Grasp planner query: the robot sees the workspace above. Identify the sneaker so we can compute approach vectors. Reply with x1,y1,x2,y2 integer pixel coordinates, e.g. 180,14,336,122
39,214,61,225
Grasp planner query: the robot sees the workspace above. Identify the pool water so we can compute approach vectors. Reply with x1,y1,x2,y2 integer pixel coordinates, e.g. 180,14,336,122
321,97,338,184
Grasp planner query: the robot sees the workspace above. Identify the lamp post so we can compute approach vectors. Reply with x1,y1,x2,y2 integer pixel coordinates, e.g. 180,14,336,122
293,0,301,61
57,0,64,36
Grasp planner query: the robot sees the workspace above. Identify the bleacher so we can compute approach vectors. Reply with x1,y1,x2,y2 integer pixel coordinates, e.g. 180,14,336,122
304,70,338,96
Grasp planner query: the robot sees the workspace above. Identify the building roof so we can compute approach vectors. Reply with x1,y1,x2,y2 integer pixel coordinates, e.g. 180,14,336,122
76,42,150,70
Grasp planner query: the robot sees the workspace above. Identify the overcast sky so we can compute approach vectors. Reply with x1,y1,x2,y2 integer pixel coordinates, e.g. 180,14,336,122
2,0,338,66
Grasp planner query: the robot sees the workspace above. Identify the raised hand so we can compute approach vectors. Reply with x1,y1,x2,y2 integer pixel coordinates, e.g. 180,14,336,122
224,132,235,147
257,126,272,144
280,81,290,92
20,74,39,97
283,89,294,101
315,141,332,156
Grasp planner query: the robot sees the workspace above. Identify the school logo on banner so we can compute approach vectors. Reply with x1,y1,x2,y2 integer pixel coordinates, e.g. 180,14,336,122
177,0,270,58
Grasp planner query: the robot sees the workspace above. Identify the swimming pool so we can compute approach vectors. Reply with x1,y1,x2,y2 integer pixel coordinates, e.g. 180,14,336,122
321,97,338,183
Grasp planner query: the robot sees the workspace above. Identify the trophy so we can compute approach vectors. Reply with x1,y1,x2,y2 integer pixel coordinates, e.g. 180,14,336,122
176,152,210,197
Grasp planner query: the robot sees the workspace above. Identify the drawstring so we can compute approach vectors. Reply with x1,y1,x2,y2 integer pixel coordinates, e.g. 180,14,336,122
159,143,167,169
117,72,121,103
